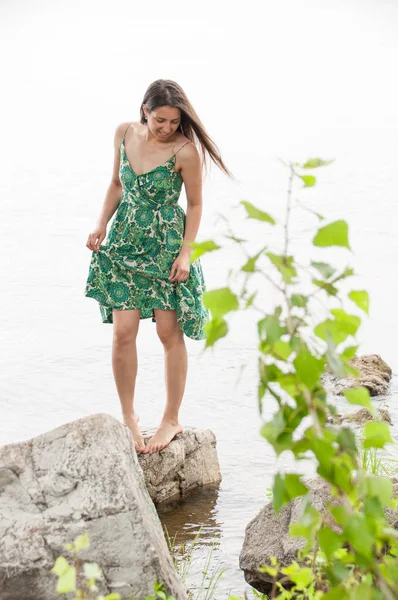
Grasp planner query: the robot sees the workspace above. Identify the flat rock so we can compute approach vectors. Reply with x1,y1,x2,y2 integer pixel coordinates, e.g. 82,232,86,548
323,354,392,397
0,413,187,600
327,407,392,427
138,427,222,505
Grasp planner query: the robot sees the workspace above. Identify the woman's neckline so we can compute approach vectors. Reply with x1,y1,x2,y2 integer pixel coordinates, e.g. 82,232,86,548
121,139,184,178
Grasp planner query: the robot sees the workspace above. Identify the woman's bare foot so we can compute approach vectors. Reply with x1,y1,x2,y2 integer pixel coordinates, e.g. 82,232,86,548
142,419,183,455
123,413,145,452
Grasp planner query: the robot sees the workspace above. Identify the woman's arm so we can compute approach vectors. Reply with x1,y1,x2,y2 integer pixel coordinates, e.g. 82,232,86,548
95,123,128,226
86,124,130,253
169,144,203,282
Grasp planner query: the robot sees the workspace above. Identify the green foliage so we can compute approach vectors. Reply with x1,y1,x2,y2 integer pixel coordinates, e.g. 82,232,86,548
51,534,120,600
198,157,398,598
343,387,373,413
240,200,276,224
312,220,351,249
188,240,221,263
163,526,227,600
273,473,309,513
145,581,176,600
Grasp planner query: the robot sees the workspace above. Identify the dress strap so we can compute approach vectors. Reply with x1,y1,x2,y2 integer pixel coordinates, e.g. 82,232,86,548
174,141,191,156
122,122,133,142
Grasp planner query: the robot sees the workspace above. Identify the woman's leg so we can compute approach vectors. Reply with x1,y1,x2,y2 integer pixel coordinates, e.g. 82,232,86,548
142,309,186,454
112,308,145,452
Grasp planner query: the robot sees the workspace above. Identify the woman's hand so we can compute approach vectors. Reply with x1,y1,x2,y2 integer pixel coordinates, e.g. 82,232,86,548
169,251,190,282
86,223,107,253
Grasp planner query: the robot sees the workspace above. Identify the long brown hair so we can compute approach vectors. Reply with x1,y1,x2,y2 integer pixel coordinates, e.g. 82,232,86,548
140,79,233,178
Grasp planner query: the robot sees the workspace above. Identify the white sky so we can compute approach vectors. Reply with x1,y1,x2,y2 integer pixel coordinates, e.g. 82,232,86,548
1,0,398,174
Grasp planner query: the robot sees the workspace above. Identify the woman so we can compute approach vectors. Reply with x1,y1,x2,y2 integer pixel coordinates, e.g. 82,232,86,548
84,79,231,455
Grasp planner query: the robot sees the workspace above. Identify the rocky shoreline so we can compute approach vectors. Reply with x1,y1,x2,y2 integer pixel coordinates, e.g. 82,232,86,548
0,414,221,600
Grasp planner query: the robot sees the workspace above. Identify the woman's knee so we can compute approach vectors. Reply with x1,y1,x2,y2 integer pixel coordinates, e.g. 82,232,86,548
113,326,138,346
156,321,183,346
112,309,140,344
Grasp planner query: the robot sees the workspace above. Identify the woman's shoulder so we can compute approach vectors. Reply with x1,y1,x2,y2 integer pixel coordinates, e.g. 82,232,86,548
115,121,141,140
176,136,198,160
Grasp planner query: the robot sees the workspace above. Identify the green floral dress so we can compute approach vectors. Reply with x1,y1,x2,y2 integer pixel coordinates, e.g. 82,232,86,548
84,130,209,341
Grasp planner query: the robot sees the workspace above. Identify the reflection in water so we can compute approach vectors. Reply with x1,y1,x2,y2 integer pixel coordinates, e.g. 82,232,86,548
157,485,222,546
157,485,228,596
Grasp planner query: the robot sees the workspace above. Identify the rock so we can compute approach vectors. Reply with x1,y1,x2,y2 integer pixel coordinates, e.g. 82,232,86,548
239,478,333,593
138,427,222,505
240,476,398,593
327,407,392,427
0,414,187,600
323,354,392,397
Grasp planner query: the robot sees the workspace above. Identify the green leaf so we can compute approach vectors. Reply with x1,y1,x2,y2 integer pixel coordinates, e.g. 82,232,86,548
343,514,373,560
348,290,369,314
245,292,257,308
242,248,266,273
56,566,77,594
104,595,121,600
204,317,228,348
343,387,373,412
291,294,308,308
74,533,89,551
298,174,316,187
240,200,276,224
302,158,335,169
83,562,102,580
224,233,248,244
337,427,357,452
258,314,286,343
284,565,313,590
349,583,373,600
331,266,355,284
341,345,358,360
203,287,239,319
363,421,392,449
294,347,325,390
365,476,393,508
273,473,308,513
314,310,360,345
51,556,70,576
313,220,351,249
318,527,342,558
189,240,220,263
311,261,336,279
312,278,338,296
266,252,297,283
326,332,345,377
322,586,349,600
270,340,293,361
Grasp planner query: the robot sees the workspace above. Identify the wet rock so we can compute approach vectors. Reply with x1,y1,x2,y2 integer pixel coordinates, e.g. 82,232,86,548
239,478,332,593
240,476,398,594
0,413,187,600
327,407,392,427
323,354,392,397
138,428,222,505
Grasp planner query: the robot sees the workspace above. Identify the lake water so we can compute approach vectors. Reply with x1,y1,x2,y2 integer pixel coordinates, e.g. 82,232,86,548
2,0,398,596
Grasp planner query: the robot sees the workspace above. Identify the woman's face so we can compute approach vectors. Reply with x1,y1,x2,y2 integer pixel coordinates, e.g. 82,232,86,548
143,105,181,141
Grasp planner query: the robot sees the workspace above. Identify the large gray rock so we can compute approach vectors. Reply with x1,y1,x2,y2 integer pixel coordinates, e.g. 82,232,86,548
240,478,332,593
323,354,392,397
240,476,398,593
138,427,222,505
0,413,187,600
